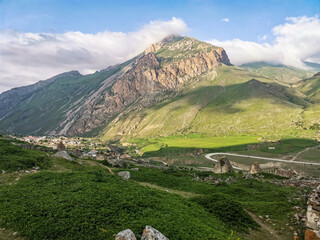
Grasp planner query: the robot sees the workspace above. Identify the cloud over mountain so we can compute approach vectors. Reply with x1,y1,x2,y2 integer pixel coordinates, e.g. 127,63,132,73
0,17,188,93
208,16,320,69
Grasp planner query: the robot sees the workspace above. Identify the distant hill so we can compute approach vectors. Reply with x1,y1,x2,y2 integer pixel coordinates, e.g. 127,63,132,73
240,62,315,84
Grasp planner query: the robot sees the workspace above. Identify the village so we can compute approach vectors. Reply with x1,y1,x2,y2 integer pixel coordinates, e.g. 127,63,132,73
17,135,134,161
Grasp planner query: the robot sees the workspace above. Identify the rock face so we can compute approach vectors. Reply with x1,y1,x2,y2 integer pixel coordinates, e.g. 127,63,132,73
66,37,230,136
213,156,234,174
249,162,262,174
305,185,320,240
115,229,136,240
53,151,73,161
141,226,169,240
117,171,130,181
0,36,230,137
305,229,320,240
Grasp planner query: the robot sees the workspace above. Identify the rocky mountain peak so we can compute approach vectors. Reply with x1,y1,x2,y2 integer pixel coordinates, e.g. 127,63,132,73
144,35,180,54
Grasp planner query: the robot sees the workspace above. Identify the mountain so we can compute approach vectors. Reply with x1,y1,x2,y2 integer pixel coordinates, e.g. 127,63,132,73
1,36,319,139
296,72,320,103
304,61,320,71
102,65,310,140
240,62,315,84
0,36,231,136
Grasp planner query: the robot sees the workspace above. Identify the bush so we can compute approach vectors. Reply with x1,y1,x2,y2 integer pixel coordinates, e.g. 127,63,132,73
192,193,258,232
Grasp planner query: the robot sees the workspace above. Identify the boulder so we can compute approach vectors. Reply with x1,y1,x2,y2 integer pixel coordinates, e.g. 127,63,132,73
118,171,130,181
141,226,169,240
120,154,132,160
115,229,136,240
72,148,81,158
305,229,320,240
244,172,253,179
213,156,234,174
57,141,66,151
249,162,262,174
107,159,129,168
96,154,106,161
54,151,73,161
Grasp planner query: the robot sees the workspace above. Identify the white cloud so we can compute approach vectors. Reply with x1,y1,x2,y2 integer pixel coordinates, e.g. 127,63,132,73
208,15,320,69
258,34,268,41
0,17,188,93
221,18,230,22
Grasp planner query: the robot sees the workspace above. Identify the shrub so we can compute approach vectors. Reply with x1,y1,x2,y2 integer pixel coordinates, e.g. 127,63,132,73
192,193,258,232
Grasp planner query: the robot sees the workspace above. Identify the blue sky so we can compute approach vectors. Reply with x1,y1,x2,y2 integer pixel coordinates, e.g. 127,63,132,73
0,0,320,92
1,0,319,42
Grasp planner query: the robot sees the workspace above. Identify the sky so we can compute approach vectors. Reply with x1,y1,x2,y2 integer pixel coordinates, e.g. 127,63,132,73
0,0,320,93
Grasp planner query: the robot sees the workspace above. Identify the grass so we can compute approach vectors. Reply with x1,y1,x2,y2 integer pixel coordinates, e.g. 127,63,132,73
0,137,307,240
102,65,319,141
139,135,259,154
127,167,303,238
0,138,51,172
0,169,236,240
240,62,315,84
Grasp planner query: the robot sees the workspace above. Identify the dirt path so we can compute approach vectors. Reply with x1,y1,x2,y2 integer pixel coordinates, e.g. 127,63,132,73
77,159,114,175
205,152,320,168
136,181,284,239
245,210,283,240
285,145,320,161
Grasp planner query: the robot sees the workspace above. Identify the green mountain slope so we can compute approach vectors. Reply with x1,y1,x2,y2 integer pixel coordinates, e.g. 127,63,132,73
296,72,320,103
102,65,313,140
0,65,127,135
240,62,315,84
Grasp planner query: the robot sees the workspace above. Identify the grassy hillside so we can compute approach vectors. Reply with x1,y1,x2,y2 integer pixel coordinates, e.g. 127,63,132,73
0,138,51,172
296,73,320,103
240,62,315,84
102,65,315,141
0,63,130,136
0,136,305,240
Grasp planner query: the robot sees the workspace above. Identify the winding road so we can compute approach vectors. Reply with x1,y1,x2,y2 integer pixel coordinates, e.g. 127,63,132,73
205,152,320,170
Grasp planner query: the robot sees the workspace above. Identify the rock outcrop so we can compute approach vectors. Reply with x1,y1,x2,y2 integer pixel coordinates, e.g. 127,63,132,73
213,156,234,174
57,141,66,151
141,226,169,240
60,37,231,136
305,185,320,239
118,171,130,181
249,162,262,174
115,229,136,240
72,148,81,158
275,168,299,178
53,151,73,161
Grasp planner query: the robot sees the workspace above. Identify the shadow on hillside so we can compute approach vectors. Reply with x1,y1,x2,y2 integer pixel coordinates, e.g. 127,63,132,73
147,78,307,116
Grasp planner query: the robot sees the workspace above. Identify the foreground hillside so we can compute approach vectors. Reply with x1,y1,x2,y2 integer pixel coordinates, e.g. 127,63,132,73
0,137,306,240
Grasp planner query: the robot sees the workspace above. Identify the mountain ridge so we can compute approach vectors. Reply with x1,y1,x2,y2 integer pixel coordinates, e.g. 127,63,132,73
0,36,231,136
